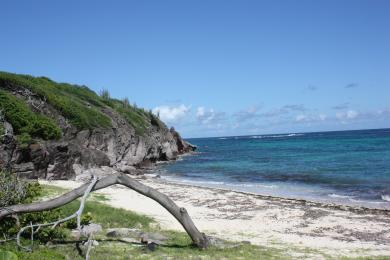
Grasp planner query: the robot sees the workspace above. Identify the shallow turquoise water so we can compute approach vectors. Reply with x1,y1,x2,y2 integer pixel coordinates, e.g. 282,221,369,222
157,128,390,209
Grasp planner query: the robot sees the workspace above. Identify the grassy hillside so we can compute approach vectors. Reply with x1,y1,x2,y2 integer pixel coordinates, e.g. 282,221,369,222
0,90,62,143
0,71,164,136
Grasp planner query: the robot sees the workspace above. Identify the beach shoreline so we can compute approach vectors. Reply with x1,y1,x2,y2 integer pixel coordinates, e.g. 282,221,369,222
40,172,390,258
149,173,390,212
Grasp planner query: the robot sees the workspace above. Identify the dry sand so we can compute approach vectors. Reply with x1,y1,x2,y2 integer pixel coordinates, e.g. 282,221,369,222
41,174,390,258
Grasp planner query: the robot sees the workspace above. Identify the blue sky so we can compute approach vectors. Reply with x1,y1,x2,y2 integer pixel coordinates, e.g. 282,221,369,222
1,1,390,138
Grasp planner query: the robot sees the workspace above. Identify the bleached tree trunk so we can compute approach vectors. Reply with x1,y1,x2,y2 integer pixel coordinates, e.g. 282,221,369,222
0,173,209,249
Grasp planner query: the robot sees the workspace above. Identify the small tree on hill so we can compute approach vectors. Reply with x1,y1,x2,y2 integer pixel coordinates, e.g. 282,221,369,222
100,89,110,100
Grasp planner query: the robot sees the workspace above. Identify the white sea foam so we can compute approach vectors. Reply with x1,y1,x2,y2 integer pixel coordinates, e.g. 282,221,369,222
160,176,225,186
381,195,390,202
179,180,225,185
250,133,304,139
348,198,368,203
155,160,170,165
144,173,160,178
228,183,278,189
161,175,279,190
287,133,304,137
328,193,352,199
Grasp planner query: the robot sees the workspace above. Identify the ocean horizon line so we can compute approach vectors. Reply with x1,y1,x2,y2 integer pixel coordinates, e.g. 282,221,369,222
185,126,390,140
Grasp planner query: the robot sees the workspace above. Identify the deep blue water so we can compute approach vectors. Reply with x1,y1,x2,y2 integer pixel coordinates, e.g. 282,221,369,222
156,128,390,209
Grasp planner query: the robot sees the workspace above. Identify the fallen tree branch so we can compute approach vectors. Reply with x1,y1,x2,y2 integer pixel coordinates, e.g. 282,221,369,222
85,236,93,260
0,233,16,243
0,173,209,248
16,176,98,252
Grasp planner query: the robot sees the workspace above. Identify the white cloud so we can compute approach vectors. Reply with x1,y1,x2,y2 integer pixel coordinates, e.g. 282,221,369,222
336,110,359,120
196,107,206,117
295,113,327,123
196,107,215,124
347,110,358,119
295,114,307,122
319,114,327,121
234,105,262,121
377,109,390,117
196,106,225,125
152,105,190,123
247,106,258,114
260,104,307,118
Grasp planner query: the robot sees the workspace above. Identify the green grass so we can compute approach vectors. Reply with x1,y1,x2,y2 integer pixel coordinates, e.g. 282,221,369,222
0,90,62,141
0,184,296,259
38,185,69,199
108,99,151,135
340,257,390,260
92,193,110,202
0,71,166,135
0,239,291,260
4,184,390,259
100,97,165,136
0,124,4,140
0,233,290,260
38,185,153,229
0,71,111,130
60,200,154,229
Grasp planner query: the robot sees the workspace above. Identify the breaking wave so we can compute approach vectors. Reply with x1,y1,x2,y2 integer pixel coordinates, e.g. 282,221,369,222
328,193,352,199
381,195,390,202
250,133,304,139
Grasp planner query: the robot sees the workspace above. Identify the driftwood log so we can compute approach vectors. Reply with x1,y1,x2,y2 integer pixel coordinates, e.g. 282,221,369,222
0,173,209,249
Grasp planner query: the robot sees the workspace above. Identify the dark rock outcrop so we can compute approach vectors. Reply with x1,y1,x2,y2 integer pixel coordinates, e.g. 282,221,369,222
0,78,196,180
170,127,197,153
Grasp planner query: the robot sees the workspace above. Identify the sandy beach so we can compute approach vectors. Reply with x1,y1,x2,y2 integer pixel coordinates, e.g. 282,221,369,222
41,174,390,258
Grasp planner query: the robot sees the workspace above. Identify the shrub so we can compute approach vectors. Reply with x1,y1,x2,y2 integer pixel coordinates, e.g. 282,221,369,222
63,212,92,229
29,227,67,243
17,133,33,149
0,72,112,130
122,97,130,107
0,171,29,208
0,90,62,140
150,113,163,128
0,172,66,242
100,89,111,100
0,71,168,134
0,124,5,141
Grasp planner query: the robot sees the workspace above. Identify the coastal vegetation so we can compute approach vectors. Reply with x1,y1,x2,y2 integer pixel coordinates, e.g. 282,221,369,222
0,72,111,130
0,90,62,142
0,171,68,250
0,71,164,135
99,95,164,136
0,71,184,182
0,178,289,259
2,72,388,258
0,124,5,140
0,173,210,249
2,178,390,259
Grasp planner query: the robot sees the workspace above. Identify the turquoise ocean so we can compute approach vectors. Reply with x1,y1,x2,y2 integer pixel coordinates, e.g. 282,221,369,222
156,128,390,209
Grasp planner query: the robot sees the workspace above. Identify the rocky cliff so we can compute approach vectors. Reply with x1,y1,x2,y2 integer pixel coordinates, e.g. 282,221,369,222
0,72,195,179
